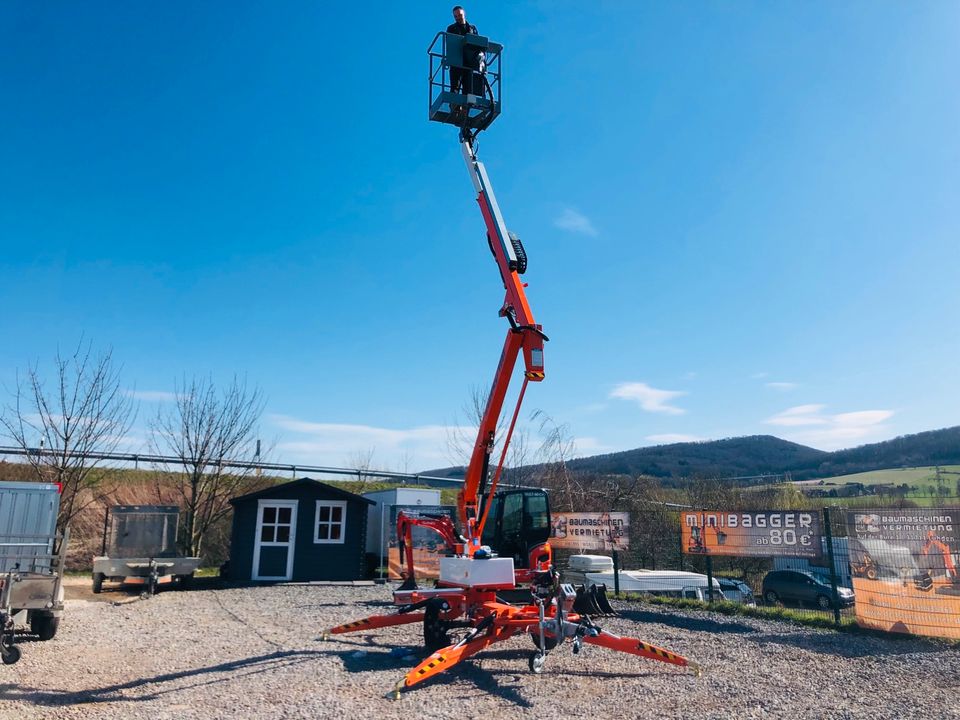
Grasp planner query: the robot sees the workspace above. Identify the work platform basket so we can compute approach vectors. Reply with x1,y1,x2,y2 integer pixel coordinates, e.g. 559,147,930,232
428,31,502,132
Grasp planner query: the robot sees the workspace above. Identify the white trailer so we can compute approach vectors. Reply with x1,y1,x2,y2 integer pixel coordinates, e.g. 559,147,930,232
564,555,725,602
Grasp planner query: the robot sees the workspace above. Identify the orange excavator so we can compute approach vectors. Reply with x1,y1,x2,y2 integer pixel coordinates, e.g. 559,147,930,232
916,530,960,596
324,30,697,697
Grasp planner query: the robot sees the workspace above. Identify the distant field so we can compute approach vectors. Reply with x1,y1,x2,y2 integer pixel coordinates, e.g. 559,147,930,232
810,466,960,488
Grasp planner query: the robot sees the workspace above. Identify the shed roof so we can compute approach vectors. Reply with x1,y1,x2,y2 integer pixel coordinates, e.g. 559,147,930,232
229,477,375,506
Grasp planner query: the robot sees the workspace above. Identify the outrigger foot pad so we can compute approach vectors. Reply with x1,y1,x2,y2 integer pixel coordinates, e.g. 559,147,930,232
388,680,404,700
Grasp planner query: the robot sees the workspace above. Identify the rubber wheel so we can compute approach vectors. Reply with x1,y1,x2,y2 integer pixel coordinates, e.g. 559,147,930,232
532,632,558,651
763,590,779,605
866,567,878,580
423,601,450,651
31,615,60,641
179,573,194,590
92,573,104,594
1,645,20,665
529,652,546,674
817,595,832,610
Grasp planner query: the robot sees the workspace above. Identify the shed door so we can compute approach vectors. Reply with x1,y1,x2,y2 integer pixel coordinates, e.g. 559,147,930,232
252,500,297,581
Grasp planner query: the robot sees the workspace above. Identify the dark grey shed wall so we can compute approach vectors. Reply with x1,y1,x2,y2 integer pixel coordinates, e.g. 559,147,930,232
228,479,370,582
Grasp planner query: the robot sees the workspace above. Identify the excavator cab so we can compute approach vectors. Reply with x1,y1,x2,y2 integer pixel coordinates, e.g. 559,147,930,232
428,31,502,132
480,488,551,570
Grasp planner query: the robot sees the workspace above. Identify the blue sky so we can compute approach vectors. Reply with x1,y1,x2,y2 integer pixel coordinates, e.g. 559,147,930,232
1,2,958,472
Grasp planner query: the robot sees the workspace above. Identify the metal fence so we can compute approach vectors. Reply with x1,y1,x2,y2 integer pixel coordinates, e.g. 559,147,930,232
554,506,960,638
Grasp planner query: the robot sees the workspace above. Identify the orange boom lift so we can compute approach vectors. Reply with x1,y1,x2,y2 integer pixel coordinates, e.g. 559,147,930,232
325,30,697,697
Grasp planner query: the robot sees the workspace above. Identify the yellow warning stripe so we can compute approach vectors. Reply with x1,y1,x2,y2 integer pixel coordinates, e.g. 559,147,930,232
637,642,675,660
334,619,372,632
525,372,545,380
416,654,447,676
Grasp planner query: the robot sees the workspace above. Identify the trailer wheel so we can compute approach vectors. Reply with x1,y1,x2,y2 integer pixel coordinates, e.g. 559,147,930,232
1,645,20,665
528,652,546,674
178,573,194,590
31,615,60,641
92,573,105,594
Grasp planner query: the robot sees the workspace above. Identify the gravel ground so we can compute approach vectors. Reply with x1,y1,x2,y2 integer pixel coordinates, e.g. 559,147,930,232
2,582,959,720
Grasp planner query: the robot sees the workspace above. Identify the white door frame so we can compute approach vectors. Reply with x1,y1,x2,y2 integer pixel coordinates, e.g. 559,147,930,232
252,499,298,581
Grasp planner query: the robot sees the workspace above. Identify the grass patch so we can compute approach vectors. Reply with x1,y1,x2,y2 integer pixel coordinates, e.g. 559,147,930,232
632,594,857,631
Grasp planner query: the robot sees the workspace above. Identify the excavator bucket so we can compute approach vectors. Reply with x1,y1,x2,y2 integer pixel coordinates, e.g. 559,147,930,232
591,584,616,616
573,585,603,616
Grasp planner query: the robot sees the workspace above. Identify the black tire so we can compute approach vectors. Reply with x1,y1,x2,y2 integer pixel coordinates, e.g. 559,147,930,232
531,632,558,651
31,615,60,641
178,573,194,590
423,600,450,651
866,567,878,580
1,645,20,665
816,594,832,610
92,573,104,594
763,589,779,605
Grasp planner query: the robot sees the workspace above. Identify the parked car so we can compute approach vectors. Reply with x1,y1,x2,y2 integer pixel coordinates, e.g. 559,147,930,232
717,578,756,605
761,569,855,609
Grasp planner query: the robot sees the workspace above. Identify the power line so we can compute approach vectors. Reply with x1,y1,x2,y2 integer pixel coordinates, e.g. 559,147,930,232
0,446,465,488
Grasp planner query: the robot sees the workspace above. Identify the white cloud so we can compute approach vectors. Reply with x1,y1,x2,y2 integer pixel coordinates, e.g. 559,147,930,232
764,405,895,450
765,382,797,391
571,436,614,455
554,208,597,236
268,414,470,470
610,382,687,415
765,404,829,426
646,433,703,444
123,389,177,403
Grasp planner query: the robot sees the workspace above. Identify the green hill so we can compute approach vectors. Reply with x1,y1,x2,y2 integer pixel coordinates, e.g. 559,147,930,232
421,425,960,484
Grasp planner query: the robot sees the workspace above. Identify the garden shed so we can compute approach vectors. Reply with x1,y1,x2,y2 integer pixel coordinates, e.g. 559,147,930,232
228,478,374,582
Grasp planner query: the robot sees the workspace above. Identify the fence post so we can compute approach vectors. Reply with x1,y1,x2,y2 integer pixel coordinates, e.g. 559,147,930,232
823,506,842,627
706,555,715,603
612,550,621,597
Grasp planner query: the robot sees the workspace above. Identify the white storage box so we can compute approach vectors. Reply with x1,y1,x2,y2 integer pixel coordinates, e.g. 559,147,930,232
439,557,515,588
568,554,615,573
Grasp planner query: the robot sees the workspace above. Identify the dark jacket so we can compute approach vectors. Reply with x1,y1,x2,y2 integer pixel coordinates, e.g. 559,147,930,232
447,21,478,36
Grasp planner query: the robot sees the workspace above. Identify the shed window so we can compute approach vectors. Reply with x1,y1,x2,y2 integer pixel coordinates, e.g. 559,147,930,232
315,501,347,544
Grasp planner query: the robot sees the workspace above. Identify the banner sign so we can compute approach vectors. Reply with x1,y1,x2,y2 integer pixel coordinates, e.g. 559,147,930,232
387,505,456,581
550,512,630,551
845,509,960,639
681,510,822,559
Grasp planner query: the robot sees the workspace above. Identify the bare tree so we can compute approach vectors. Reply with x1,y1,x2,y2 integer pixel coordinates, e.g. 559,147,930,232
345,447,379,493
150,376,266,558
0,344,136,533
445,383,538,486
531,410,587,512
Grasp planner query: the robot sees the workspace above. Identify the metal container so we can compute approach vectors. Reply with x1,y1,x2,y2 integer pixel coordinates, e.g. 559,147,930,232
0,481,60,573
104,505,179,559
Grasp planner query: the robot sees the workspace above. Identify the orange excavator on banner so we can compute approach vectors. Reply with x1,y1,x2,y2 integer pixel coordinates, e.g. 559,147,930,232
324,30,697,698
917,530,960,596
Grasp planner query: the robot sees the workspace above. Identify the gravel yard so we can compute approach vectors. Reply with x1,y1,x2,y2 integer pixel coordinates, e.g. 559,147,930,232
2,582,959,720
